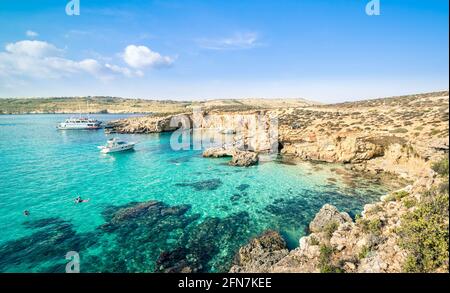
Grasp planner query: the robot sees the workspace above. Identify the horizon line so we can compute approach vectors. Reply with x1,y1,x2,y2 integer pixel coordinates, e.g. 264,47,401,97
0,89,448,105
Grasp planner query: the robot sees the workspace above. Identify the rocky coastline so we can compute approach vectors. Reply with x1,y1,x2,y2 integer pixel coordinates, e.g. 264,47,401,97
109,91,449,273
229,172,447,273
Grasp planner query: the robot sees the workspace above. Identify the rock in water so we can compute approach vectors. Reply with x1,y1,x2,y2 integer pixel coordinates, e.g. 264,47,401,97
203,147,259,167
202,146,234,158
309,204,352,233
229,150,259,167
229,230,289,273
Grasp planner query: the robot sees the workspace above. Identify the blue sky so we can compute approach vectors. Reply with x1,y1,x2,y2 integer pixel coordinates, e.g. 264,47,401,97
0,0,448,102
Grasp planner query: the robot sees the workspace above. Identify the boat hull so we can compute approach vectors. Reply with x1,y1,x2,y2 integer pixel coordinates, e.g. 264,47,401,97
57,120,102,130
100,144,135,154
57,125,102,130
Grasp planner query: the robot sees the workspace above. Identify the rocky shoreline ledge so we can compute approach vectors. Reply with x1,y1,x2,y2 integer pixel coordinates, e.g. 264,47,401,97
230,170,448,273
109,91,449,273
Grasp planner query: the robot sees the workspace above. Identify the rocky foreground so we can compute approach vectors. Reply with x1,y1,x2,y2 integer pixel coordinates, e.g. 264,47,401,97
111,91,449,273
230,172,448,273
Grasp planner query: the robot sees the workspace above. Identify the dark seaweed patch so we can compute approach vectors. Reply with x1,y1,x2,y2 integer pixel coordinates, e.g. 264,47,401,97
0,199,257,273
274,159,297,166
168,155,192,164
83,201,199,272
236,184,250,191
175,179,222,191
264,197,318,229
155,211,252,273
230,194,242,202
0,218,97,272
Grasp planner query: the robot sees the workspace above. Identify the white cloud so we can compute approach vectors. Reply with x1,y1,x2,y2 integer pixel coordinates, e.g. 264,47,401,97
26,30,39,38
197,32,260,50
123,45,173,69
5,40,62,58
0,40,141,81
105,63,144,77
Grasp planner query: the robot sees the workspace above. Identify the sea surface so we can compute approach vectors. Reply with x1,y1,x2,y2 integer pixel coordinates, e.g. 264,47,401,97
0,114,401,272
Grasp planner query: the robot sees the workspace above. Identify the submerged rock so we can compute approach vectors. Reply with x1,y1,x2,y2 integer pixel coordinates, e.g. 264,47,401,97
155,211,253,273
236,184,250,191
155,247,195,273
110,200,159,224
0,217,98,272
87,200,199,273
175,178,223,191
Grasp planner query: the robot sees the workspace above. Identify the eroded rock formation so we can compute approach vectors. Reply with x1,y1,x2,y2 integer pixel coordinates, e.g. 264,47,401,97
229,230,289,273
308,204,353,233
202,146,259,167
110,113,191,133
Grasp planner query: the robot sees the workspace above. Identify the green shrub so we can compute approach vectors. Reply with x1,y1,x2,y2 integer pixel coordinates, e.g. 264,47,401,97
358,218,383,235
320,264,343,273
368,205,383,214
385,190,409,202
431,157,449,177
430,128,441,135
398,191,449,272
319,245,342,273
438,180,449,195
389,128,408,134
324,221,339,239
309,236,320,246
403,197,417,208
358,246,370,260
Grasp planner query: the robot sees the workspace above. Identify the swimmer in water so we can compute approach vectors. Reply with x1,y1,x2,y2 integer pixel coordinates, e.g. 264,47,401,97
23,210,30,216
74,196,90,204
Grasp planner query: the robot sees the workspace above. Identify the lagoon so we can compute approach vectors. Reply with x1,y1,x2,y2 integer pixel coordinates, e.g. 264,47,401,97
0,114,398,272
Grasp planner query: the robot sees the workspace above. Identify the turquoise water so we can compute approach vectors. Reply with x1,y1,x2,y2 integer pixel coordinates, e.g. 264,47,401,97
0,114,399,272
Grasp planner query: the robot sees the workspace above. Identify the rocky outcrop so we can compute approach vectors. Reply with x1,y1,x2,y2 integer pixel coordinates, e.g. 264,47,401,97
229,150,259,167
110,113,191,134
203,147,259,167
229,230,289,273
308,204,352,233
231,171,448,273
202,146,234,158
112,110,278,153
280,133,386,164
191,110,278,153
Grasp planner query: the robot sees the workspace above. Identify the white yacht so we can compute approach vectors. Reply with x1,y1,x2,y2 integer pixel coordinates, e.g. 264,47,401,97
98,138,136,154
57,117,102,130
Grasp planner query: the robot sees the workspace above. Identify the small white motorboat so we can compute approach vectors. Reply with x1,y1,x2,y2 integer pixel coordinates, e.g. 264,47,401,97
98,138,136,154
